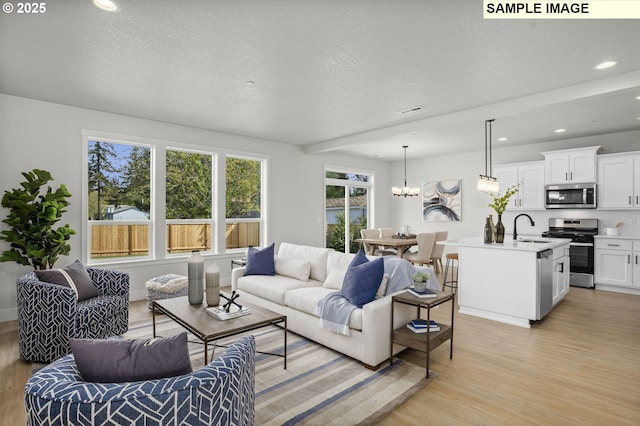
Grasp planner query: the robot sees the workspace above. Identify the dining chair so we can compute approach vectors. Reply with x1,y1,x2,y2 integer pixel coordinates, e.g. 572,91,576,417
360,229,380,255
404,232,437,266
378,227,398,255
427,231,449,273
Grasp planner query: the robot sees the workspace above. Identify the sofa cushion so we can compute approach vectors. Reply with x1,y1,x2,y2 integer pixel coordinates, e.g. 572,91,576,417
341,251,384,308
69,332,192,383
236,274,323,305
275,257,311,281
245,243,275,276
323,268,347,290
35,259,98,302
277,243,330,282
285,287,362,331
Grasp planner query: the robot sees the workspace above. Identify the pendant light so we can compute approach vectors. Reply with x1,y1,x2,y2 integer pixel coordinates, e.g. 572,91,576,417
477,119,500,193
392,145,420,197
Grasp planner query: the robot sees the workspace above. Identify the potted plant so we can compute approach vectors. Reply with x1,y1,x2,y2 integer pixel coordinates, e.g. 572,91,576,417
0,169,75,270
412,270,430,292
485,183,521,243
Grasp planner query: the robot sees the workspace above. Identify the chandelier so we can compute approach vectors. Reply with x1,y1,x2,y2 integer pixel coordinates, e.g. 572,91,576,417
477,119,500,192
392,145,420,197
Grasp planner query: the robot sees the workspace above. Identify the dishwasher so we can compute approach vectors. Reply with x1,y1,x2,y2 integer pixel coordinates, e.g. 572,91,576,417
536,249,553,320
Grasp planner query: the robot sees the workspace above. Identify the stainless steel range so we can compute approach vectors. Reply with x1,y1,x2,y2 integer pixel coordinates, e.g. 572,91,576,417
541,218,598,288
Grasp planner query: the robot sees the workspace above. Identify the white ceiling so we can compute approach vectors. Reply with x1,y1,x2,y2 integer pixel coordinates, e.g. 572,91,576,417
1,0,639,161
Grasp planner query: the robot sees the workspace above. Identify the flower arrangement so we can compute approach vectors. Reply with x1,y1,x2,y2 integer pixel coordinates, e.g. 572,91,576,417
486,183,521,215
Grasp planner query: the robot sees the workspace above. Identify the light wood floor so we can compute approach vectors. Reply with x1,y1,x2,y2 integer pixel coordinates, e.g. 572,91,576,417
2,281,639,425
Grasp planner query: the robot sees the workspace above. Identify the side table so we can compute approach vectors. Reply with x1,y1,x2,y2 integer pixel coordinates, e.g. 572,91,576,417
390,290,454,378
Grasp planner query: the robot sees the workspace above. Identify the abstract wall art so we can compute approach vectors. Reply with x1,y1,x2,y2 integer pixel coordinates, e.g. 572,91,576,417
422,179,462,222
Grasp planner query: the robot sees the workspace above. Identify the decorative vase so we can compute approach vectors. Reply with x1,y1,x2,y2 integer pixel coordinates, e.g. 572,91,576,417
188,250,204,305
414,280,427,292
484,216,492,244
495,214,505,244
205,261,220,307
489,214,496,242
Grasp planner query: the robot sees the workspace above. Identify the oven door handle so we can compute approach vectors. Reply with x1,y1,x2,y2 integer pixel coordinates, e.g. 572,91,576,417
569,242,594,247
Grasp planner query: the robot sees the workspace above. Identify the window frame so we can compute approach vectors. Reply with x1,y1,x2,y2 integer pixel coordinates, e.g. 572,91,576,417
224,153,268,253
323,164,375,253
82,130,269,265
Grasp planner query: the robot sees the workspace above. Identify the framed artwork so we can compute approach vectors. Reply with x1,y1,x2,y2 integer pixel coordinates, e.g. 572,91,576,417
422,179,462,222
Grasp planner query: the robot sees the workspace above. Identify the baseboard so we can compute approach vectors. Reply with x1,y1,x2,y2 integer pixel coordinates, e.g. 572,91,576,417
0,306,17,323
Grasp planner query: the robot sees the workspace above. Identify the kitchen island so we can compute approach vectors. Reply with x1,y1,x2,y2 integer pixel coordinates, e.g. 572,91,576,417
447,236,571,328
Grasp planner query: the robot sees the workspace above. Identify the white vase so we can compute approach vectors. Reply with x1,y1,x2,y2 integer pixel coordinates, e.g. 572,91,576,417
206,261,220,307
188,250,204,305
414,280,427,292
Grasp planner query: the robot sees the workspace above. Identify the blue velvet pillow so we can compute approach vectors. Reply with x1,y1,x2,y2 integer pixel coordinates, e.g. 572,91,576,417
341,251,384,308
245,243,275,276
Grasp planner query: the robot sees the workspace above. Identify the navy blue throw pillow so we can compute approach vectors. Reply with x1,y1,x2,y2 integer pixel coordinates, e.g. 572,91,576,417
341,253,384,308
245,243,275,276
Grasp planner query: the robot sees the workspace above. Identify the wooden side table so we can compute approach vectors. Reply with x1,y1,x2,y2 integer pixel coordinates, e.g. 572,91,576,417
390,290,454,378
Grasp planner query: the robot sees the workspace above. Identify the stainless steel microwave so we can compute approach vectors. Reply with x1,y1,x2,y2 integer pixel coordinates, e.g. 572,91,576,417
545,183,597,209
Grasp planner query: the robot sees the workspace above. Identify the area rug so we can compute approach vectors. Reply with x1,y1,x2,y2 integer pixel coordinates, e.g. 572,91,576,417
122,316,434,425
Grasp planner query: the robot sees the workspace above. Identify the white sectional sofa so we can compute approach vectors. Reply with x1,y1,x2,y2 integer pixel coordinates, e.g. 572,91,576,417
231,242,419,368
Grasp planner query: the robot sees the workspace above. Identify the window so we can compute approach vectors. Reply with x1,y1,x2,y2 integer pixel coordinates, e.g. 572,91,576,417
87,140,152,260
166,149,214,254
84,131,269,263
226,156,264,250
324,168,372,253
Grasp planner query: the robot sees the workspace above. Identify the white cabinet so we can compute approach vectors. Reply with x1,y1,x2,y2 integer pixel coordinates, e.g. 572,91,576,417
493,161,544,211
597,153,640,209
595,239,634,288
552,245,570,306
541,146,600,184
634,241,640,288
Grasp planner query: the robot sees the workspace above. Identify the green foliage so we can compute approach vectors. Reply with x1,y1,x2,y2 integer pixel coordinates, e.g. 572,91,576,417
166,151,213,219
0,169,76,270
486,183,521,215
413,271,430,282
226,158,261,218
87,141,119,220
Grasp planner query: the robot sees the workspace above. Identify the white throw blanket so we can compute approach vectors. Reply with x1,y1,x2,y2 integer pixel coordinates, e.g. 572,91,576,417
315,291,356,336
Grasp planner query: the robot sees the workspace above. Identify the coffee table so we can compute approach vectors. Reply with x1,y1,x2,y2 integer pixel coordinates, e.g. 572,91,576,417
152,295,287,367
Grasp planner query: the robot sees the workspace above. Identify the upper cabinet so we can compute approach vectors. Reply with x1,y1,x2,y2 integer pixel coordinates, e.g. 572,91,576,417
597,152,640,210
493,161,545,211
541,146,600,184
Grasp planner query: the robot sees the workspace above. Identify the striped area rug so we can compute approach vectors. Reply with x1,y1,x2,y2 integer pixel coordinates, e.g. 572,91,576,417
123,316,433,425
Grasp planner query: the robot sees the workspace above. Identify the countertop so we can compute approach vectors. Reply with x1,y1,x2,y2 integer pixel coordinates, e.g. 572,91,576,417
443,236,571,252
594,234,640,240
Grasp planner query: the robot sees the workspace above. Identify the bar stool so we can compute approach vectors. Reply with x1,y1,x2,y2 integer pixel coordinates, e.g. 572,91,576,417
442,253,459,294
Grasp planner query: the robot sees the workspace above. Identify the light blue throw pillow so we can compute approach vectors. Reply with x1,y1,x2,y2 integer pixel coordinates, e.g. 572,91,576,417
341,250,384,308
245,243,275,276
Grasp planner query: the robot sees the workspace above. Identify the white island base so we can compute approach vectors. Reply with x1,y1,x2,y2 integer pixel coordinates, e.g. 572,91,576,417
453,236,570,328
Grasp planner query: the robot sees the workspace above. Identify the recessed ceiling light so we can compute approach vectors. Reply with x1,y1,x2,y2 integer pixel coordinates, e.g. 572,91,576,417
554,128,567,133
245,81,255,86
92,0,121,13
636,95,640,100
497,137,508,142
593,60,619,70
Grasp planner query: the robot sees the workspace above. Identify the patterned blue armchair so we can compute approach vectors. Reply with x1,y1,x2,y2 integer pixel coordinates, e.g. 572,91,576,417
25,336,256,426
17,267,129,362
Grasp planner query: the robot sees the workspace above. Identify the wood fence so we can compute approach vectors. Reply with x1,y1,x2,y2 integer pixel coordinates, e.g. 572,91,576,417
90,222,261,258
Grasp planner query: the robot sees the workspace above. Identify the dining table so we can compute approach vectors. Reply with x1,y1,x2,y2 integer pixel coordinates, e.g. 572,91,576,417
354,235,418,258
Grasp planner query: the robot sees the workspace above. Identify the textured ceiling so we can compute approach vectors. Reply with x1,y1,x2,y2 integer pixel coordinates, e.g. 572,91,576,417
1,0,639,160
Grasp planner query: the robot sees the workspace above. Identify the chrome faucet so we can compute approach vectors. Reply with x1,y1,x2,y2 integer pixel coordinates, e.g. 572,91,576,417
513,213,535,241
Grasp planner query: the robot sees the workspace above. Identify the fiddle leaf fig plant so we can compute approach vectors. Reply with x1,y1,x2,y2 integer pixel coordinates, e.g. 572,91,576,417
0,169,76,270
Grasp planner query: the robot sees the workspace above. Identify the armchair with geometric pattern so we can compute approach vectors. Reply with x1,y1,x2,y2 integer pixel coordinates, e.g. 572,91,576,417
16,267,129,363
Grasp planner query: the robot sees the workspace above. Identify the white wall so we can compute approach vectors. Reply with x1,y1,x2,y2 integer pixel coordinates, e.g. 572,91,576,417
0,94,391,321
389,130,640,253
